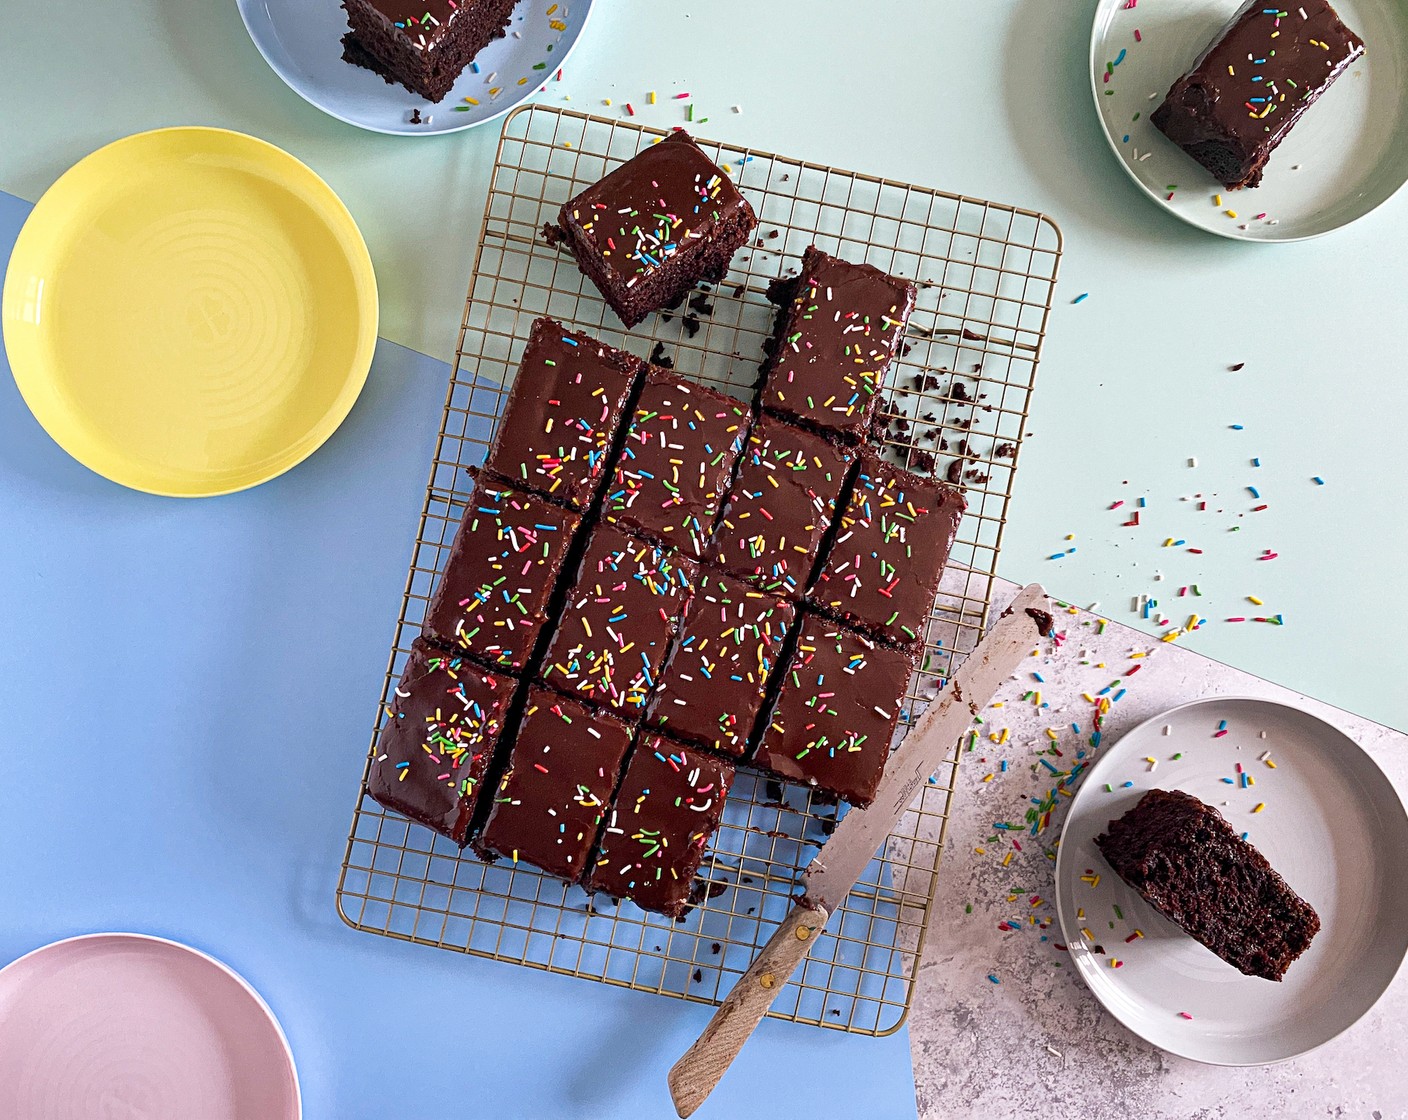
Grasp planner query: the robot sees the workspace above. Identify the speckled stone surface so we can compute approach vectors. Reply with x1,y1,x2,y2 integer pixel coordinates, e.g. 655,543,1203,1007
909,580,1407,1120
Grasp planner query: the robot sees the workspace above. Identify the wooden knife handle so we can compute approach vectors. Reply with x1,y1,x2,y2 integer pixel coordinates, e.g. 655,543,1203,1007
667,903,831,1118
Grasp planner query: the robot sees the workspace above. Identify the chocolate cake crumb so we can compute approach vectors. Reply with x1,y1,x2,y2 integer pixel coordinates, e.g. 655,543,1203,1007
648,341,674,369
1025,607,1054,636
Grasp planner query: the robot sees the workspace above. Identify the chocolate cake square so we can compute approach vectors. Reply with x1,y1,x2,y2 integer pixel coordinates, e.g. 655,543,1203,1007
810,447,966,649
646,569,796,757
367,641,518,844
476,686,635,881
586,735,734,917
751,615,916,807
541,524,698,715
484,318,644,511
341,0,522,104
760,246,916,440
1151,0,1364,190
1096,788,1320,981
422,478,581,671
708,414,852,596
556,131,757,327
603,370,750,557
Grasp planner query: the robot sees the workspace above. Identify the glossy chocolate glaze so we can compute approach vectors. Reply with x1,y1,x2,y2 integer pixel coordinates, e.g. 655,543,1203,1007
476,686,635,881
367,642,517,844
761,246,916,438
752,615,917,807
586,735,734,917
423,479,581,671
1152,0,1364,189
811,447,966,649
559,131,754,292
485,318,644,510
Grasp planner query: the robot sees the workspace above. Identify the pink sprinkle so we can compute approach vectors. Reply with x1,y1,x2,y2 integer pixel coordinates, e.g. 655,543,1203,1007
1124,0,1137,7
625,103,635,116
1226,617,1247,622
1214,730,1229,738
1134,28,1142,41
1257,551,1279,561
1110,500,1125,510
1255,212,1267,219
1179,1011,1194,1020
1104,71,1112,83
674,92,690,100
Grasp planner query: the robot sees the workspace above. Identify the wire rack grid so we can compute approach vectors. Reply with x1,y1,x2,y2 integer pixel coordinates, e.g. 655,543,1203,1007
337,104,1062,1036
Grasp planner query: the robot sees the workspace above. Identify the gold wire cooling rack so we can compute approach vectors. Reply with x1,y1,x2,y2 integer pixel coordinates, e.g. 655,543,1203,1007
337,104,1062,1036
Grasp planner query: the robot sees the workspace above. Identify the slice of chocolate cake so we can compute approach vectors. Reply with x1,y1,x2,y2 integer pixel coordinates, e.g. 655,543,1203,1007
555,131,757,327
1096,788,1320,981
341,0,522,104
1150,0,1364,190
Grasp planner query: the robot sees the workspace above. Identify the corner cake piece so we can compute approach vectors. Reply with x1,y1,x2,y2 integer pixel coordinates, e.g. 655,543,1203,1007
367,641,518,844
708,414,853,596
1096,788,1320,981
810,446,966,649
422,477,581,671
555,131,757,327
484,318,644,511
646,569,796,757
603,370,750,557
586,735,734,918
476,686,635,881
751,614,916,807
541,524,698,715
760,246,916,441
341,0,521,104
1151,0,1364,190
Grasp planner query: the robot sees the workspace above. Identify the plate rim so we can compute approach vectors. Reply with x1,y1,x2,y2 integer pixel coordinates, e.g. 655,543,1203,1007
1053,693,1408,1065
1,124,379,498
0,931,302,1119
234,0,598,138
1087,0,1408,242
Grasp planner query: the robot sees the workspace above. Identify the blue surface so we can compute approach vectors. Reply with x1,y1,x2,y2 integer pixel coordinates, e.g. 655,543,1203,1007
0,188,918,1120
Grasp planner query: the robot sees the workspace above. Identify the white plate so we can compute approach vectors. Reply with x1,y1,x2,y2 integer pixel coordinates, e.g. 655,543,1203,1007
1090,0,1408,239
0,933,299,1119
236,0,594,136
1055,696,1408,1064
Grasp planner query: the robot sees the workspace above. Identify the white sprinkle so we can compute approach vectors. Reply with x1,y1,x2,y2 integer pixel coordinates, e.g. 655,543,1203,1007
1299,6,1308,18
1139,152,1153,161
732,105,743,114
1162,725,1171,736
1259,730,1268,739
1259,751,1272,761
1188,457,1198,468
1046,1044,1064,1058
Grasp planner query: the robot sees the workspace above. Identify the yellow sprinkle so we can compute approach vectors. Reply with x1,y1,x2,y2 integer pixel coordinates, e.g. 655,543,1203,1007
1248,775,1256,785
1225,209,1239,218
1214,193,1223,206
1248,595,1264,605
1081,927,1094,941
1082,693,1096,703
1129,652,1146,660
1033,691,1042,706
1252,802,1265,813
999,728,1010,744
1131,929,1145,939
463,96,479,105
1046,728,1059,740
489,87,501,96
1002,851,1014,867
1161,630,1181,643
603,98,613,106
992,701,1005,708
546,3,557,12
1077,908,1084,920
1228,65,1236,75
974,847,986,855
983,773,994,782
1265,759,1277,769
1109,958,1122,969
649,91,657,104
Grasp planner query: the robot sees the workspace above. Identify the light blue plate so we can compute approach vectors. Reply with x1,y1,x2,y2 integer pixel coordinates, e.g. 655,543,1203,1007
236,0,594,136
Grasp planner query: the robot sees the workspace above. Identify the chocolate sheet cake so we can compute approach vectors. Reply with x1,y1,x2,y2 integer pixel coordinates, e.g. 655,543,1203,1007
1151,0,1364,189
1096,788,1320,981
341,0,521,104
555,131,757,327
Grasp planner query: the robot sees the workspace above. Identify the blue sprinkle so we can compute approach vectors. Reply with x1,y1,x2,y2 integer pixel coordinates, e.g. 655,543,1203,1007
1252,457,1262,467
1122,781,1134,788
988,974,1001,985
1072,292,1089,304
1231,424,1244,430
1313,476,1325,485
1001,760,1009,772
1247,486,1260,499
1113,689,1127,702
1040,759,1060,775
1222,777,1236,784
1033,672,1045,682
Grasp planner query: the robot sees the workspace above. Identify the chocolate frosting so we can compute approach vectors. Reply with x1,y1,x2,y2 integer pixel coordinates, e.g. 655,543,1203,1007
1153,0,1363,188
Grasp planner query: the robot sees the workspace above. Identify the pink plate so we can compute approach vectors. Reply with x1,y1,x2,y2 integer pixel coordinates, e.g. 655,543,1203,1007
0,933,300,1120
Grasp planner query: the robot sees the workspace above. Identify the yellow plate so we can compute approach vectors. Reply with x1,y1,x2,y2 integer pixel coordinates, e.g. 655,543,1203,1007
2,127,378,497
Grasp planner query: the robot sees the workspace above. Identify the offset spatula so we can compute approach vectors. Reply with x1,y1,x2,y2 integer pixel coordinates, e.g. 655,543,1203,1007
667,583,1053,1117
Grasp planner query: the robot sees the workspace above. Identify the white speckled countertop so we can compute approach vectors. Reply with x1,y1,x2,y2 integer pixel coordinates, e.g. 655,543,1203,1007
909,579,1406,1119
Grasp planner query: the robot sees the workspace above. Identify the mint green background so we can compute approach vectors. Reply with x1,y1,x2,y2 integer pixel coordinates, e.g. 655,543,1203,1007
2,0,1405,730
